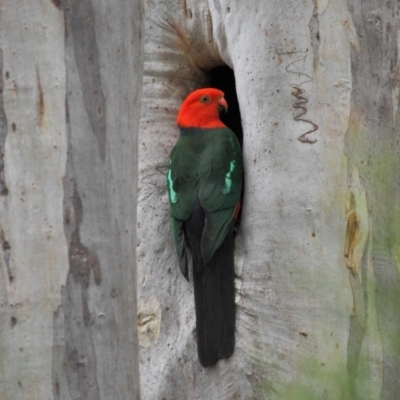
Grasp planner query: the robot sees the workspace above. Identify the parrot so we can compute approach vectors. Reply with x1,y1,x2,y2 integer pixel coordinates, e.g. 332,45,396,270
167,88,243,367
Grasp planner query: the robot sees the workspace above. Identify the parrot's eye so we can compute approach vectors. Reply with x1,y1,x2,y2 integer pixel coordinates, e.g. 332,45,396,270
200,95,210,103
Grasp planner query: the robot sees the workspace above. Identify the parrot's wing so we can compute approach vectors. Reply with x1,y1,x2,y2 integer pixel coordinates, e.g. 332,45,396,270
167,142,197,279
167,128,243,268
199,130,243,263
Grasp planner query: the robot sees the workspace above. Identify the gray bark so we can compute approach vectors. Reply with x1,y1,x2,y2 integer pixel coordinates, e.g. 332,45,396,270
0,1,143,399
137,0,400,399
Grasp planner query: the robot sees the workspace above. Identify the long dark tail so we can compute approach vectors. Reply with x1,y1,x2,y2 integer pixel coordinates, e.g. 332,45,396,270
185,201,235,367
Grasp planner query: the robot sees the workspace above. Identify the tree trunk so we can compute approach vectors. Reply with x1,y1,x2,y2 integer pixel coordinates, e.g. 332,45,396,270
0,1,143,399
137,0,400,399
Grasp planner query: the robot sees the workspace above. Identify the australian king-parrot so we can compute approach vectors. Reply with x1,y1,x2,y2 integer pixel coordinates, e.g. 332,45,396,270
167,88,243,367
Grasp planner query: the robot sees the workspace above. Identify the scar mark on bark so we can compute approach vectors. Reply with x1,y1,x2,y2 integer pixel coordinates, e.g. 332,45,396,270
205,10,214,43
36,68,46,130
10,316,17,327
309,2,320,70
279,49,318,144
50,0,65,9
0,49,8,196
65,179,102,325
182,0,192,18
0,227,12,283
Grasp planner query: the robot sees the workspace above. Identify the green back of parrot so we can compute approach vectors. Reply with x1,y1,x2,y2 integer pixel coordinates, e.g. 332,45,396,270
167,127,243,277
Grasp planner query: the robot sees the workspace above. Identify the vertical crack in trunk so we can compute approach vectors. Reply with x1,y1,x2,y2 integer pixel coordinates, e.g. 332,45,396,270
0,49,9,196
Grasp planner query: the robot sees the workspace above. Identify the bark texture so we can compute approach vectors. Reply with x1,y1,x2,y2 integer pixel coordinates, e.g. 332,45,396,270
0,1,143,399
137,0,400,399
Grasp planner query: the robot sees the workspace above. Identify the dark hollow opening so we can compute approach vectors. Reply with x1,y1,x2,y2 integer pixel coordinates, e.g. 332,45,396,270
208,66,243,146
208,66,244,232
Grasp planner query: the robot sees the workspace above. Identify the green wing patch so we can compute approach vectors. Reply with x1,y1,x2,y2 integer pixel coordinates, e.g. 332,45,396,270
222,160,237,195
167,162,178,204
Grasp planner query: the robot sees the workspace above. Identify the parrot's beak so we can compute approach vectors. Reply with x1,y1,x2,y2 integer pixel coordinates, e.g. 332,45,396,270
218,97,228,115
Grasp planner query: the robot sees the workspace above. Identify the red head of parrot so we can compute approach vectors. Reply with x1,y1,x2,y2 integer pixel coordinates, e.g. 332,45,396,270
177,88,228,129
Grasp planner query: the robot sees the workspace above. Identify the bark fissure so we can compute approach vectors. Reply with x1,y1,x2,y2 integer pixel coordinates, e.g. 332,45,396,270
309,2,320,70
0,48,8,196
36,68,46,130
0,227,12,283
